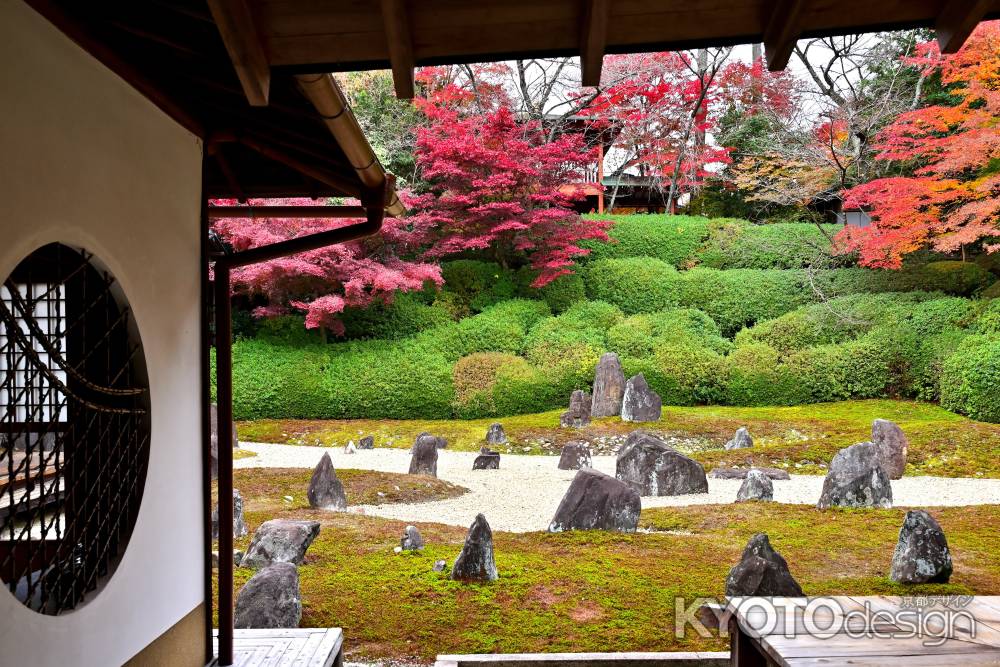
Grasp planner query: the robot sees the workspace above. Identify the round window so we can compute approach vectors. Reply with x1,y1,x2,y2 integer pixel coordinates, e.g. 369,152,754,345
0,243,151,614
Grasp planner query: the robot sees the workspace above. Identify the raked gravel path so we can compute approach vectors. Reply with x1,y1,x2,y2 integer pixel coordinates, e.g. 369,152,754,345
237,441,1000,533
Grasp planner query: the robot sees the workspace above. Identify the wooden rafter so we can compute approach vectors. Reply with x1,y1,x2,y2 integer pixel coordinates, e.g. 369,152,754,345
580,0,609,87
764,0,805,71
936,0,992,52
380,0,415,99
206,0,270,106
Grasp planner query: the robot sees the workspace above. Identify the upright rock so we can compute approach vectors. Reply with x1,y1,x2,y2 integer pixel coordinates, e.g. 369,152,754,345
451,514,498,583
400,525,425,552
591,353,626,418
736,469,774,502
709,467,790,481
621,374,662,423
473,448,501,470
234,562,301,629
242,519,321,568
212,489,249,540
616,431,708,496
409,434,439,477
817,442,893,509
725,533,804,597
560,390,593,428
358,435,375,450
558,441,593,470
871,419,908,480
725,427,753,450
486,423,508,445
890,510,952,584
548,468,641,533
308,452,347,510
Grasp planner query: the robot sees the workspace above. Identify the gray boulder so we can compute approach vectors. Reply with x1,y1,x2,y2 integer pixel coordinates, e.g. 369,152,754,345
890,510,952,584
473,449,500,470
212,489,249,540
591,353,626,418
560,390,593,428
558,441,593,470
725,427,753,450
548,468,641,533
308,452,347,510
817,442,893,509
725,533,804,597
242,519,321,568
709,467,790,481
486,422,508,445
736,469,774,502
409,434,439,477
621,374,662,423
872,419,908,480
416,431,448,449
451,514,498,583
401,525,425,551
358,435,375,450
616,431,708,496
234,562,301,629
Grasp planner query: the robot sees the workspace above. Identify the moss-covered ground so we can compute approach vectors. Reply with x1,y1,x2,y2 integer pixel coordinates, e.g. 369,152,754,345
237,399,1000,477
219,497,1000,663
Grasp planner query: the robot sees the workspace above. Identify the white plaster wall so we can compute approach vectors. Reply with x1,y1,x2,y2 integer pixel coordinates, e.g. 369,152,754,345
0,2,205,664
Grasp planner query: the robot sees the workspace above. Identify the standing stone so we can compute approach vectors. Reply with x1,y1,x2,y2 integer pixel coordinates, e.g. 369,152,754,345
400,525,425,551
616,431,708,496
417,431,448,449
212,489,249,540
726,533,804,597
308,452,347,510
451,514,498,583
890,510,953,584
621,374,662,423
548,468,641,533
871,419,908,480
234,562,301,629
736,469,774,502
486,423,508,445
473,449,501,470
242,519,321,568
358,435,375,450
560,390,592,428
709,467,790,481
409,434,439,477
591,353,626,418
725,427,753,450
210,403,239,480
817,442,893,509
558,441,593,470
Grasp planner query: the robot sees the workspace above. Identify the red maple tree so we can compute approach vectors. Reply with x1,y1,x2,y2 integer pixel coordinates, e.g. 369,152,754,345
838,21,1000,268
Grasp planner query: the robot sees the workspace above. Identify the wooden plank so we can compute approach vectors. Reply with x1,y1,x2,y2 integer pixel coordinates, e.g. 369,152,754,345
763,0,804,70
212,629,342,666
380,0,415,98
936,0,993,52
207,0,271,106
580,0,609,87
785,652,1000,666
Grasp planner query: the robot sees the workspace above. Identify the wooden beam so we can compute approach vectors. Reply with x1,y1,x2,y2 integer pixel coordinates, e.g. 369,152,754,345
936,0,991,53
380,0,415,98
580,0,609,87
206,0,271,106
763,0,805,71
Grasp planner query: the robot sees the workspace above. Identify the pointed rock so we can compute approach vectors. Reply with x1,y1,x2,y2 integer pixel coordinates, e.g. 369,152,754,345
560,390,592,428
451,514,498,583
621,374,662,423
591,353,626,418
308,452,347,510
616,431,708,496
234,562,301,629
401,525,425,551
872,419,908,480
212,489,249,540
558,441,593,470
409,434,439,477
486,422,508,445
891,510,952,584
725,427,753,450
726,533,804,597
736,469,774,502
548,468,641,533
817,442,892,509
242,519,320,568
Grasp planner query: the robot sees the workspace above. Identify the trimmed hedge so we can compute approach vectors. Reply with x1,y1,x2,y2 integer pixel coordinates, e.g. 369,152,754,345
608,308,730,357
439,260,517,314
977,299,1000,334
583,258,682,314
341,293,453,340
581,214,712,267
941,335,1000,423
697,220,847,270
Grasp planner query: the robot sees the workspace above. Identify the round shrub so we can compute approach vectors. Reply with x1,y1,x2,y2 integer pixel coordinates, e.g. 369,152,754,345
720,343,805,406
918,261,995,296
608,308,729,357
440,259,517,313
558,300,625,331
941,335,1000,423
452,352,530,418
697,221,846,270
624,343,724,406
785,338,892,403
516,268,587,313
976,299,1000,334
254,315,323,345
584,257,682,314
581,214,712,267
340,292,453,340
491,361,568,416
984,281,1000,300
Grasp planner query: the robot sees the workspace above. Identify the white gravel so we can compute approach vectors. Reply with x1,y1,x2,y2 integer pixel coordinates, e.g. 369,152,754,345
237,441,1000,533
